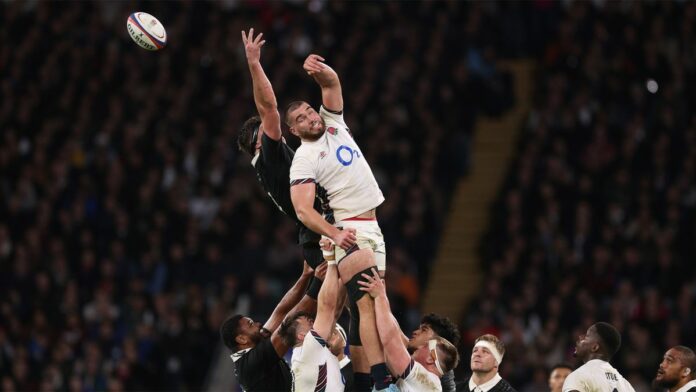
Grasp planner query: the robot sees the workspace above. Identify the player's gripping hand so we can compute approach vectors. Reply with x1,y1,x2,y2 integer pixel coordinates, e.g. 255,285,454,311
314,261,328,280
357,268,385,299
241,28,265,64
332,227,357,250
301,260,313,277
319,237,336,264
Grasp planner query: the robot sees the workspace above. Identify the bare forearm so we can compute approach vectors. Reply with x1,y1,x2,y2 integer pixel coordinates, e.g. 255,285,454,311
248,61,277,112
318,266,338,316
296,207,340,239
264,272,312,331
313,71,342,112
312,71,339,89
374,295,399,346
314,265,338,338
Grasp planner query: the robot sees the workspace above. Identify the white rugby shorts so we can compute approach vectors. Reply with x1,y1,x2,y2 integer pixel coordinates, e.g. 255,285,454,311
333,218,386,271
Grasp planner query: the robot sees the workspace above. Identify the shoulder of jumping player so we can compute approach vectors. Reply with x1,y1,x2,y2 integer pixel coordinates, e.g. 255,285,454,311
319,105,352,136
261,133,294,163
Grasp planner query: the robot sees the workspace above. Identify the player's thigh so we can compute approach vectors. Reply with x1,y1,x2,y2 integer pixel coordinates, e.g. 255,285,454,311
335,223,386,272
303,243,324,269
337,248,375,282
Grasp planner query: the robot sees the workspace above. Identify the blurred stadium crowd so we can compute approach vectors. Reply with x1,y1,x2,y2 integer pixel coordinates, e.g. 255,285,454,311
0,1,513,390
0,0,694,391
470,1,696,391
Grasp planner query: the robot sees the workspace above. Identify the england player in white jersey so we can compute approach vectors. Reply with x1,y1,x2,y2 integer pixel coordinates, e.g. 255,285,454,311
279,241,347,392
359,268,460,392
287,54,390,390
563,322,635,392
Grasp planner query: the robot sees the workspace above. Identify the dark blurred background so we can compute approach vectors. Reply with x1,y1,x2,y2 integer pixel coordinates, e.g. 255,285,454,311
0,1,695,391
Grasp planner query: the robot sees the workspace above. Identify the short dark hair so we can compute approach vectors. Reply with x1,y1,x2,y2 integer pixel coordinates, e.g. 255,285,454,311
278,311,314,348
238,116,261,156
550,363,573,373
220,314,245,352
284,101,305,126
422,313,461,346
672,346,696,379
593,322,621,359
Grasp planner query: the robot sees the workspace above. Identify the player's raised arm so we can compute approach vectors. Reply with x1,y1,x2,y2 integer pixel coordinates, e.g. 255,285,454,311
358,268,412,377
303,54,343,113
264,262,313,356
313,243,338,340
242,28,281,141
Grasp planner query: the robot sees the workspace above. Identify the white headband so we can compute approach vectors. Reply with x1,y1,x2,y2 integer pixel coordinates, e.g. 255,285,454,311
428,339,445,376
474,340,503,365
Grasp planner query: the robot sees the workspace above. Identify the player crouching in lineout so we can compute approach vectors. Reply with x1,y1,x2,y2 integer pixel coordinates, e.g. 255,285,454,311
220,262,324,392
288,54,389,390
359,268,459,392
279,239,353,392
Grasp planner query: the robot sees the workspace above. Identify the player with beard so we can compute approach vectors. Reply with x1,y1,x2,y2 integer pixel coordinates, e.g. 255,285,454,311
653,346,696,392
237,29,326,300
219,262,322,392
462,334,516,392
562,322,635,392
287,54,388,391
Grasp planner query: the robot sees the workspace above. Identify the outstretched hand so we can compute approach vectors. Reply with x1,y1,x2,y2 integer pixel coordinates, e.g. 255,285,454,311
357,268,385,299
303,54,326,76
241,28,265,64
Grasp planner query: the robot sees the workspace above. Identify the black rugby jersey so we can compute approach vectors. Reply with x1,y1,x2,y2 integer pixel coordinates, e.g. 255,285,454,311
233,338,292,392
253,133,321,245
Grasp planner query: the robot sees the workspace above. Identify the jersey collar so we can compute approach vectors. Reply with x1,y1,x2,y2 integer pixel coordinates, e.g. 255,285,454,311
675,380,696,392
230,348,252,362
469,373,501,392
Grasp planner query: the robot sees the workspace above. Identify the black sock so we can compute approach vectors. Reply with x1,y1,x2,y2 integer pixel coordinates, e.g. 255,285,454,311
354,372,372,392
371,363,393,390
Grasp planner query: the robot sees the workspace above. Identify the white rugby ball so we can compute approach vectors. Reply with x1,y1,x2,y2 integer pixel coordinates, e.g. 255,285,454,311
126,12,167,51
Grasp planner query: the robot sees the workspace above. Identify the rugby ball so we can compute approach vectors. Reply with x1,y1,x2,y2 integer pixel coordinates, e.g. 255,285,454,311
126,12,167,51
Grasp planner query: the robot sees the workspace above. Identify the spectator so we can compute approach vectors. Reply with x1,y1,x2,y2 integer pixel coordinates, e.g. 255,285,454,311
469,1,696,389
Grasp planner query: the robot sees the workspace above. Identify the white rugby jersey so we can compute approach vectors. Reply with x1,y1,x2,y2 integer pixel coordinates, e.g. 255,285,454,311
291,330,344,392
396,359,442,392
290,106,384,223
562,359,635,392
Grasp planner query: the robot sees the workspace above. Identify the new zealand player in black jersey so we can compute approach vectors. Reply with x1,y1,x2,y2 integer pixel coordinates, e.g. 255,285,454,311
221,28,329,391
221,262,321,392
236,28,325,271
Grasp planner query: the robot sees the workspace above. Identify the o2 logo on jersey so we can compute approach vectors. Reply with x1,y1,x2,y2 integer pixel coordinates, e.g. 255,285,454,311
336,145,361,166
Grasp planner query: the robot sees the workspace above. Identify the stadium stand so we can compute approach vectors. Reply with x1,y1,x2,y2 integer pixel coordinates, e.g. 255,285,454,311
466,1,696,390
0,1,515,390
3,1,694,391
